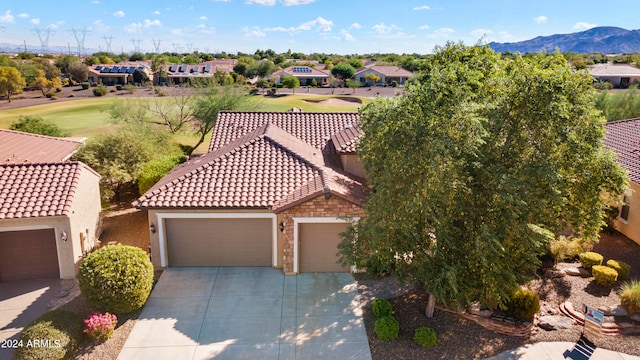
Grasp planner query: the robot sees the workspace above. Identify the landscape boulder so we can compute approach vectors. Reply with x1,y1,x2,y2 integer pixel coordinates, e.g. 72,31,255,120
538,315,574,331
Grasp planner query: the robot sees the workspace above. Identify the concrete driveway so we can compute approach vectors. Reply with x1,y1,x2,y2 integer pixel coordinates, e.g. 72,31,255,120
119,267,371,360
0,278,59,360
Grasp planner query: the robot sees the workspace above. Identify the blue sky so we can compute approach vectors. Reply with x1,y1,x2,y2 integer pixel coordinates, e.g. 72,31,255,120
0,0,638,55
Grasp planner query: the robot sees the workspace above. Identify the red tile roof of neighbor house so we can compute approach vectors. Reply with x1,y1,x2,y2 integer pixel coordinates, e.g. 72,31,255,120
355,65,414,77
136,112,367,210
0,129,83,164
331,125,360,154
0,162,89,219
604,118,640,184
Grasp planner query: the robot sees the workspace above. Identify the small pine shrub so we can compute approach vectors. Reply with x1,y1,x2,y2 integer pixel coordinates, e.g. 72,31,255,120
15,310,83,360
620,280,640,315
413,326,437,347
371,298,393,318
606,259,631,280
78,245,154,313
579,252,603,270
374,316,399,340
93,85,107,97
80,82,90,90
592,265,618,287
506,288,540,320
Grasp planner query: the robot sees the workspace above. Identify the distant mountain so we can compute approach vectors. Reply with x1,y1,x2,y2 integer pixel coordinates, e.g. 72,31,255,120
489,27,640,54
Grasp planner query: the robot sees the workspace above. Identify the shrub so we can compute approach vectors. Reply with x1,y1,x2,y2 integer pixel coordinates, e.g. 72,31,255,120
15,310,83,360
620,280,640,315
45,91,56,99
78,245,154,313
93,85,107,96
10,115,69,137
80,82,90,90
548,236,588,264
138,155,186,194
413,326,437,347
374,316,399,340
579,252,603,270
123,84,138,94
606,259,631,280
592,265,618,287
115,84,123,91
84,312,117,342
505,288,540,320
371,298,393,318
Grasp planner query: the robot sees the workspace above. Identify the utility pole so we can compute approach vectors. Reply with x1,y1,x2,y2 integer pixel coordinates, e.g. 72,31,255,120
70,27,90,56
186,43,193,53
130,38,142,53
152,38,161,53
23,40,27,52
33,26,54,54
172,43,183,53
102,35,113,53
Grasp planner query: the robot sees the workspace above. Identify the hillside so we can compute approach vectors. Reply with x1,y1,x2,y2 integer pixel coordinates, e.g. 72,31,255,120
489,26,640,54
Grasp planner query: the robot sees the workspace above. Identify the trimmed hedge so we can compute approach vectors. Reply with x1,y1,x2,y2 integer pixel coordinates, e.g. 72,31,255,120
371,298,393,318
374,316,399,340
606,259,630,281
593,265,618,287
413,326,437,347
579,252,603,270
15,310,83,360
506,288,540,320
78,245,154,313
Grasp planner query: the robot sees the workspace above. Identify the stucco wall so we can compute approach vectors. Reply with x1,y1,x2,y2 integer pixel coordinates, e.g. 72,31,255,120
279,195,364,274
614,181,640,245
340,154,366,179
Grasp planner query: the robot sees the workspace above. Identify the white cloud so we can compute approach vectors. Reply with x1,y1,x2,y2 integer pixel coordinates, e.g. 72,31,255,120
243,26,266,38
143,19,161,27
265,16,333,34
48,21,65,29
151,10,160,15
246,0,276,5
171,28,182,35
340,29,356,42
199,16,208,20
413,5,430,11
419,25,429,30
470,28,493,37
30,18,40,25
124,19,161,33
113,10,125,17
92,0,100,3
573,21,596,31
534,15,547,24
427,27,455,38
372,23,400,35
18,13,29,18
92,19,110,32
0,10,15,23
350,23,361,30
281,0,316,5
198,25,216,35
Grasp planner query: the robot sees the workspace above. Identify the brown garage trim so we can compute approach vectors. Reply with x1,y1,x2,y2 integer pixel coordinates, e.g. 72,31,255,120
292,217,359,273
154,213,278,267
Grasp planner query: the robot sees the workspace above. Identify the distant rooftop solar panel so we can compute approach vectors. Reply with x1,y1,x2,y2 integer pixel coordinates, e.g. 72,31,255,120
118,67,127,73
95,65,102,70
204,64,212,73
100,67,109,73
111,66,119,73
127,66,136,73
192,66,199,73
179,64,188,72
169,64,178,72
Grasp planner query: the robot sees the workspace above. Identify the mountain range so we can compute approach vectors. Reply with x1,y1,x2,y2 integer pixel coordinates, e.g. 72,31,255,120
489,26,640,54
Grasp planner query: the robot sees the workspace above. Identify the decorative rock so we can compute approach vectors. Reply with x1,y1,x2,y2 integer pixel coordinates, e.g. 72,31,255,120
610,305,629,317
538,315,574,331
631,314,640,322
544,269,567,278
478,309,494,318
468,302,494,318
564,267,591,277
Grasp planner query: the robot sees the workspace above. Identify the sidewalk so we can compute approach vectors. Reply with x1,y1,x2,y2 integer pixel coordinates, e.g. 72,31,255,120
486,342,640,360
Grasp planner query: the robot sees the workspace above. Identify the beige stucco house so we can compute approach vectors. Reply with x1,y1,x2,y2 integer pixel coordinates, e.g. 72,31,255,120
136,111,367,274
355,65,413,86
273,66,330,87
590,63,640,88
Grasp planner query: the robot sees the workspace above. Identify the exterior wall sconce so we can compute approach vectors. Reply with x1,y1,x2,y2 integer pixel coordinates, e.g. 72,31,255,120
61,230,68,242
279,221,285,232
150,223,156,234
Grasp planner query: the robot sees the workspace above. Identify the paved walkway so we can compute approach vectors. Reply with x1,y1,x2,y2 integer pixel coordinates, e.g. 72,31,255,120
487,342,640,360
119,267,371,360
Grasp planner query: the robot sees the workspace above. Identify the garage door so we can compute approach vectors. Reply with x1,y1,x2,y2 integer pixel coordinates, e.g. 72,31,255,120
0,229,59,282
299,223,350,272
165,218,272,267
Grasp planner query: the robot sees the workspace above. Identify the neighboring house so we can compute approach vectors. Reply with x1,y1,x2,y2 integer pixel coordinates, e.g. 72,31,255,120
0,130,102,281
87,63,153,85
604,118,640,245
273,66,330,87
0,162,102,281
162,61,233,85
135,111,367,274
590,63,640,88
355,65,414,86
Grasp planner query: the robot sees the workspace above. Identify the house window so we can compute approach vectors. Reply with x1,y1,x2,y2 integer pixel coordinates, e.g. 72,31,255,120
620,192,632,222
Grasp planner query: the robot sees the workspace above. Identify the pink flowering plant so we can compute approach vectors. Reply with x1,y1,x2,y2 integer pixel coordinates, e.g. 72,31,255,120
84,312,118,342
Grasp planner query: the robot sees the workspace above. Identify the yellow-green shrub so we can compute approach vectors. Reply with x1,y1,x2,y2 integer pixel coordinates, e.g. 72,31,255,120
606,259,630,280
620,281,640,315
592,265,618,287
579,252,603,270
374,316,399,340
413,326,437,347
506,288,540,320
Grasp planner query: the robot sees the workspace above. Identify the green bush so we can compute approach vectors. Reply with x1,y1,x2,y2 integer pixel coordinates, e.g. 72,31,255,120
374,316,399,341
93,85,107,96
505,288,540,320
371,298,393,318
620,280,640,315
548,236,588,264
579,252,603,270
137,155,186,194
80,82,90,90
78,245,154,313
10,115,69,137
606,259,631,280
15,310,83,360
115,84,123,91
123,84,138,94
592,265,618,287
413,326,437,347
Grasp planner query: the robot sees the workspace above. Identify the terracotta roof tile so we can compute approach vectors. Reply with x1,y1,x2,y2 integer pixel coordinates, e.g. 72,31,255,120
355,65,414,77
0,162,85,219
604,118,640,184
331,125,361,154
0,129,83,164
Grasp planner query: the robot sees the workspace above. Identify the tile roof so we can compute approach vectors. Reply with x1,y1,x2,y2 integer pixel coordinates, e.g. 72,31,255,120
604,118,640,184
331,125,361,154
0,162,87,219
136,118,367,210
355,65,414,77
274,66,330,78
0,129,83,164
590,64,640,77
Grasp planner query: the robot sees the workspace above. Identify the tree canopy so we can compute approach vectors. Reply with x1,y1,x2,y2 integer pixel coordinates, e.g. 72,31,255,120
0,66,26,102
281,76,300,93
339,43,628,310
10,115,68,137
331,62,356,81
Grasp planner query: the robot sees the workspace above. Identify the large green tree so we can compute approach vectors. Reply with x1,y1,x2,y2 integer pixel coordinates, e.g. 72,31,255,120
339,43,627,310
331,62,356,83
0,66,26,102
281,76,300,94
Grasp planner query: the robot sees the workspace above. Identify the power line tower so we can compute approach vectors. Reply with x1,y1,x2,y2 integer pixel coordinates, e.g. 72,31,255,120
172,43,183,53
70,27,90,56
151,39,161,54
130,38,142,53
186,43,193,53
32,27,54,54
102,35,113,53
